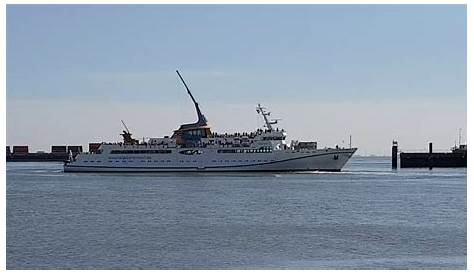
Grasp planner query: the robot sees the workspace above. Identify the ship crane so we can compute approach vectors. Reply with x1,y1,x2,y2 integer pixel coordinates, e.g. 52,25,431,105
121,120,131,134
256,103,280,131
176,70,208,126
120,120,139,145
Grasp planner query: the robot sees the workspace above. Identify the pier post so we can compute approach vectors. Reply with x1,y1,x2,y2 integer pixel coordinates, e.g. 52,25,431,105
428,142,433,170
392,140,398,169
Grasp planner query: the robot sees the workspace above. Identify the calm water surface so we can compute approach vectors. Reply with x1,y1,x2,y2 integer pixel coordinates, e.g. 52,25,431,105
6,157,466,269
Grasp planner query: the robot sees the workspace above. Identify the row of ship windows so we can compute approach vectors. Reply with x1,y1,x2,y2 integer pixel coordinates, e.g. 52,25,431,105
83,159,274,163
84,160,172,163
108,149,273,154
212,159,271,163
262,137,285,140
110,150,172,154
217,149,272,153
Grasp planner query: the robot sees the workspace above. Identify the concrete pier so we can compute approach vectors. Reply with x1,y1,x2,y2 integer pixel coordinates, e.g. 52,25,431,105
400,142,466,168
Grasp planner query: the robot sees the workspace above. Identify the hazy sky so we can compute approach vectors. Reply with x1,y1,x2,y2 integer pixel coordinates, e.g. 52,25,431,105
6,4,466,155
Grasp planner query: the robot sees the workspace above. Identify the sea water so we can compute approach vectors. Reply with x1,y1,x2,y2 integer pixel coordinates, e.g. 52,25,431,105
6,157,466,269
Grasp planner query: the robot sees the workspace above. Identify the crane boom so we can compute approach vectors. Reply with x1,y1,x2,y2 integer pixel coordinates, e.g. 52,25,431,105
121,120,130,134
176,70,198,105
175,70,208,125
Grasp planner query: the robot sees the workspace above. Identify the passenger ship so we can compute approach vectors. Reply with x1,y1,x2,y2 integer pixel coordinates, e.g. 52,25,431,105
64,71,357,172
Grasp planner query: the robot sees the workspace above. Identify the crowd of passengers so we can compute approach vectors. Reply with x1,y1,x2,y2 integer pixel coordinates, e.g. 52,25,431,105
104,128,285,147
209,128,284,139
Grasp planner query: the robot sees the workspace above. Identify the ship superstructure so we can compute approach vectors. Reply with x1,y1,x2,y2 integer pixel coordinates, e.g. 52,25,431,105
64,71,356,172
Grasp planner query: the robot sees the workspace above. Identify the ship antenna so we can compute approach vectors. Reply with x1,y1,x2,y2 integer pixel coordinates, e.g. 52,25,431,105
176,70,208,125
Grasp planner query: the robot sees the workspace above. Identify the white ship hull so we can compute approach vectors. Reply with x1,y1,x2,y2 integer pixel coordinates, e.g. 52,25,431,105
64,148,356,172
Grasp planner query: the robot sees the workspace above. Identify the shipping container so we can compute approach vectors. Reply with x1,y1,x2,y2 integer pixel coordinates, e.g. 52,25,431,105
13,146,29,155
51,145,67,154
67,146,83,154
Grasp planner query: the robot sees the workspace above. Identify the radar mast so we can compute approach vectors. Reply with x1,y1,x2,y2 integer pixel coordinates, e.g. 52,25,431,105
256,103,279,131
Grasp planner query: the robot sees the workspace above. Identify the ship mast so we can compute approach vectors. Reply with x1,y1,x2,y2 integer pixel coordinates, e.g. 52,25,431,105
176,70,208,126
256,103,278,131
459,128,462,146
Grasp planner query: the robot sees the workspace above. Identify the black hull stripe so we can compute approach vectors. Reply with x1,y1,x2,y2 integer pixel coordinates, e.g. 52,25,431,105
64,169,342,173
65,150,355,170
